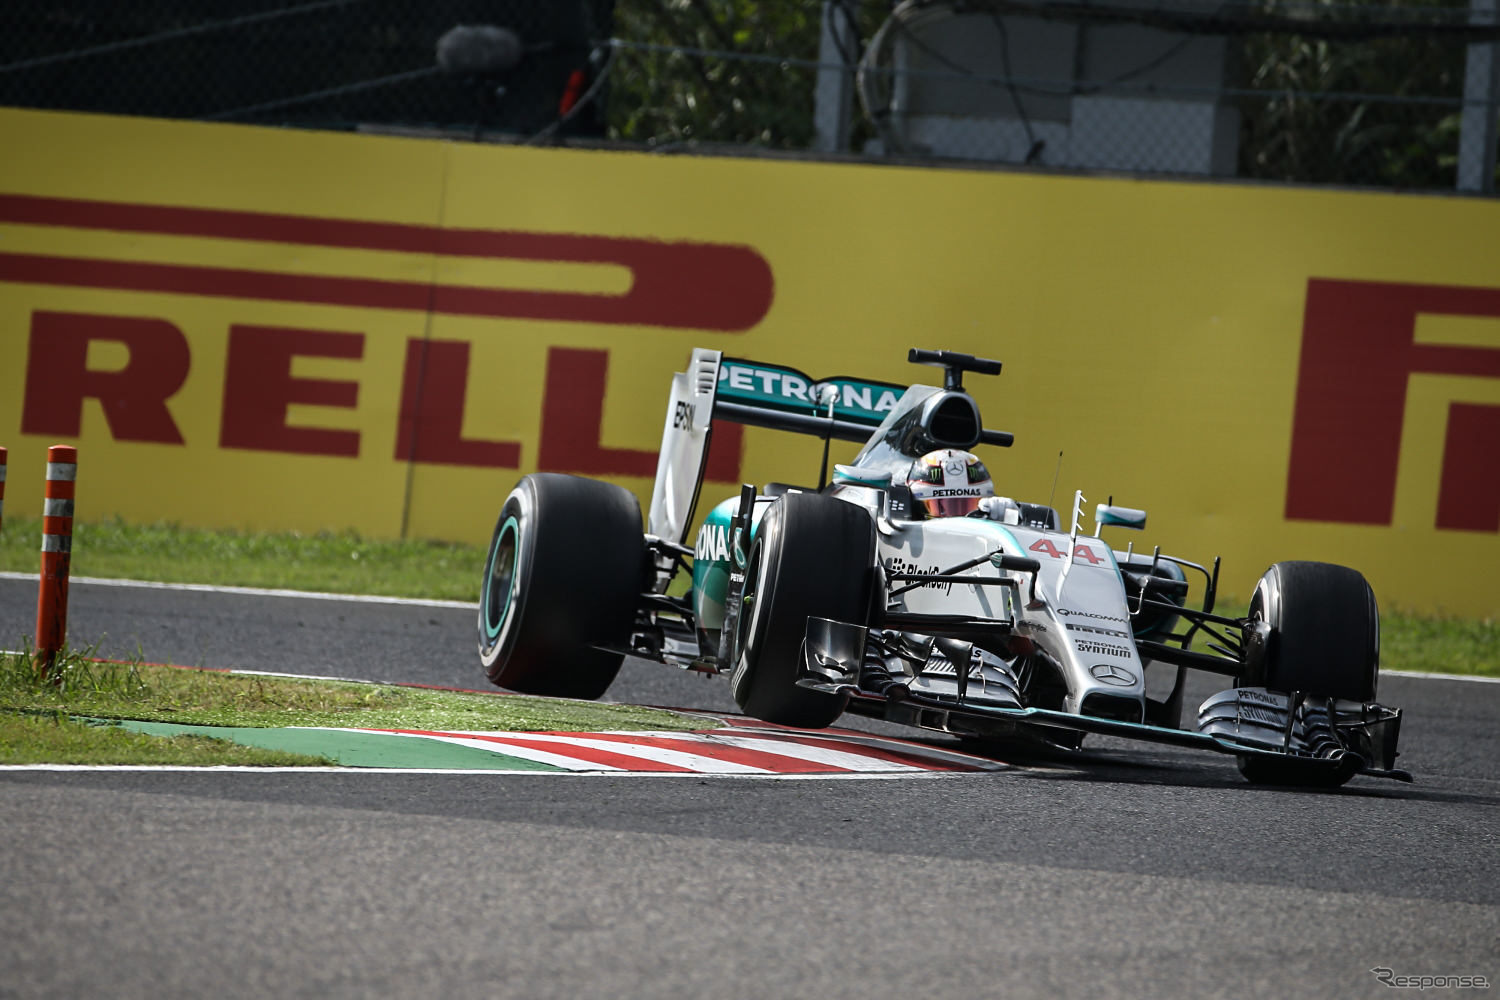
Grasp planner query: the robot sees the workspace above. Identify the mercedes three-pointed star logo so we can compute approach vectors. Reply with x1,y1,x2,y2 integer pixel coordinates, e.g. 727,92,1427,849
1089,662,1137,686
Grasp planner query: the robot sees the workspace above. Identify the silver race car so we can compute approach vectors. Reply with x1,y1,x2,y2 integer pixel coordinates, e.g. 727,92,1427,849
479,348,1408,787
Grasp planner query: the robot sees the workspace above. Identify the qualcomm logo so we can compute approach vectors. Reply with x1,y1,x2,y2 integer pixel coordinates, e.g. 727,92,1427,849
1058,608,1128,624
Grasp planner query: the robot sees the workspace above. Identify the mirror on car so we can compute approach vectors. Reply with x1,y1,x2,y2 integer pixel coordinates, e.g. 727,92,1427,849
1094,504,1147,533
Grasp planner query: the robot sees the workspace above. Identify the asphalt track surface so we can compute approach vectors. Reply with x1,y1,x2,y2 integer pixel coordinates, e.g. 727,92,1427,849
1,576,1497,999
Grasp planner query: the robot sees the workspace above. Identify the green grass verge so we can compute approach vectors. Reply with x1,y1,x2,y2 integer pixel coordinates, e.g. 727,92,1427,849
1194,602,1498,678
0,516,483,603
0,647,707,766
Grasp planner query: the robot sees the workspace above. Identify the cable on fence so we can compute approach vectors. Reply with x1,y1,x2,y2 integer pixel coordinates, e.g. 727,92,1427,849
204,67,442,122
0,0,371,76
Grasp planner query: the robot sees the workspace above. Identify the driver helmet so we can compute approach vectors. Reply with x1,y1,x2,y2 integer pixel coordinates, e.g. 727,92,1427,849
907,449,994,518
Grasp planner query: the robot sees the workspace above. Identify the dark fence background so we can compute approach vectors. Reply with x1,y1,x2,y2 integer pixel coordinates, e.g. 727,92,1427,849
2,0,1497,194
0,0,613,135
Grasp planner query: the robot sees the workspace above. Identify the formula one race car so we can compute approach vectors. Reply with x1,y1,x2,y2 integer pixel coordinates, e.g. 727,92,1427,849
478,348,1409,787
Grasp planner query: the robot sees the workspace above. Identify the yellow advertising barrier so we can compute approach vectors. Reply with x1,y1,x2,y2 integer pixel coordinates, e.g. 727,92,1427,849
2,107,1498,616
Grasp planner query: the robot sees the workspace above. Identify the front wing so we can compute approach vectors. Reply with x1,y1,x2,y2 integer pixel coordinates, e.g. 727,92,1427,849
798,617,1412,784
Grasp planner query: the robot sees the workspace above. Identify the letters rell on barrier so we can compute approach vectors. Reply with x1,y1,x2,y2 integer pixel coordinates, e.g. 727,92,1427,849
18,313,746,482
5,194,768,482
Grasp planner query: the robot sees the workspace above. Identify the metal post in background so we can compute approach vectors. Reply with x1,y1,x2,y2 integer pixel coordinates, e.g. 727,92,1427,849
1459,0,1500,193
813,1,857,153
35,445,77,678
0,446,7,534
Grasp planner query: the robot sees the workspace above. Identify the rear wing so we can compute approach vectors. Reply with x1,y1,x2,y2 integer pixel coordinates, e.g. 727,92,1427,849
647,350,908,544
714,356,907,442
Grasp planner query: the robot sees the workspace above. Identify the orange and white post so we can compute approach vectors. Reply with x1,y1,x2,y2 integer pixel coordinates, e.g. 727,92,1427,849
35,445,77,677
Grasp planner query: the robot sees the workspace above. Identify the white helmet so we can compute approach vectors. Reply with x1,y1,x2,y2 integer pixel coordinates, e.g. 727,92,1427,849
907,449,994,518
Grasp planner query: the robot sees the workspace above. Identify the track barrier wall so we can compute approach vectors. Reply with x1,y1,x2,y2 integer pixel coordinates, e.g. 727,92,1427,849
1,108,1497,616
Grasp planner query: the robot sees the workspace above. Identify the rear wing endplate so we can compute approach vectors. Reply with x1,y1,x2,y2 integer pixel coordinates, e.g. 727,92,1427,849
647,351,908,544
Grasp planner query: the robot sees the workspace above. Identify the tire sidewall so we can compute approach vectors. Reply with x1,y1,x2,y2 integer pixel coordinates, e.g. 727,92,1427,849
478,483,536,678
476,474,644,698
728,492,870,727
1252,560,1378,702
728,518,777,706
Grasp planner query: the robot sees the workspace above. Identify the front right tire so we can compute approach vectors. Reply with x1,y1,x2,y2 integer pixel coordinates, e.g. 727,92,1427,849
1236,560,1379,787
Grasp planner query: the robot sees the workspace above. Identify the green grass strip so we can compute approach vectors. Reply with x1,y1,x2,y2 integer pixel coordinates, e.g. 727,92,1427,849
0,712,334,766
0,516,483,602
1,649,709,766
114,720,564,770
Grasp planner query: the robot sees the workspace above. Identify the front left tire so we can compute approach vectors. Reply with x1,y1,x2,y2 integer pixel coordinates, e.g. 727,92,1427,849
727,491,876,728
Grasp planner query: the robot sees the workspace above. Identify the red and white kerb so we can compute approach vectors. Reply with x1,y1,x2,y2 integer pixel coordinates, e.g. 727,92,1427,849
35,445,77,673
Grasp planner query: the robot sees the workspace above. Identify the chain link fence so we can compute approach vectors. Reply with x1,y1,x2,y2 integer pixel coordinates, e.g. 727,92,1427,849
2,0,1497,195
0,0,612,136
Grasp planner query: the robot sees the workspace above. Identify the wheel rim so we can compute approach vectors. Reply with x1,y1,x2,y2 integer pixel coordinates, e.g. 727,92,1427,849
734,541,763,662
482,516,520,647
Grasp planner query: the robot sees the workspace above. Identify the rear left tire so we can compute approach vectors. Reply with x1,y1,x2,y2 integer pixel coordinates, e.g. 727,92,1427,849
478,473,646,700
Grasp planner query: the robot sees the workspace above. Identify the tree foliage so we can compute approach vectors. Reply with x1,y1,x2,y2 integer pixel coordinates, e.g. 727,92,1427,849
606,0,885,148
1238,0,1471,189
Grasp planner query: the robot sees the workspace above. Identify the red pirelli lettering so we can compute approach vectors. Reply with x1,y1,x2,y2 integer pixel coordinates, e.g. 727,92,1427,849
1286,279,1500,532
0,194,774,332
21,311,190,444
219,325,363,458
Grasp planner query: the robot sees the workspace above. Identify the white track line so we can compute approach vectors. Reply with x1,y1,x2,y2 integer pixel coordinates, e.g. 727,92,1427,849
0,764,958,779
0,571,477,609
1383,670,1500,684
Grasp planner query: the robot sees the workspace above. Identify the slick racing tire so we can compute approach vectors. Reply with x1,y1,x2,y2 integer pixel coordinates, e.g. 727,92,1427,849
728,491,875,729
478,474,646,700
1236,560,1379,787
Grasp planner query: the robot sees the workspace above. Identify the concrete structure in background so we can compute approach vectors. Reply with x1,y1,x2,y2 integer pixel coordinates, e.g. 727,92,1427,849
813,1,859,153
852,0,1239,175
1459,0,1499,193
